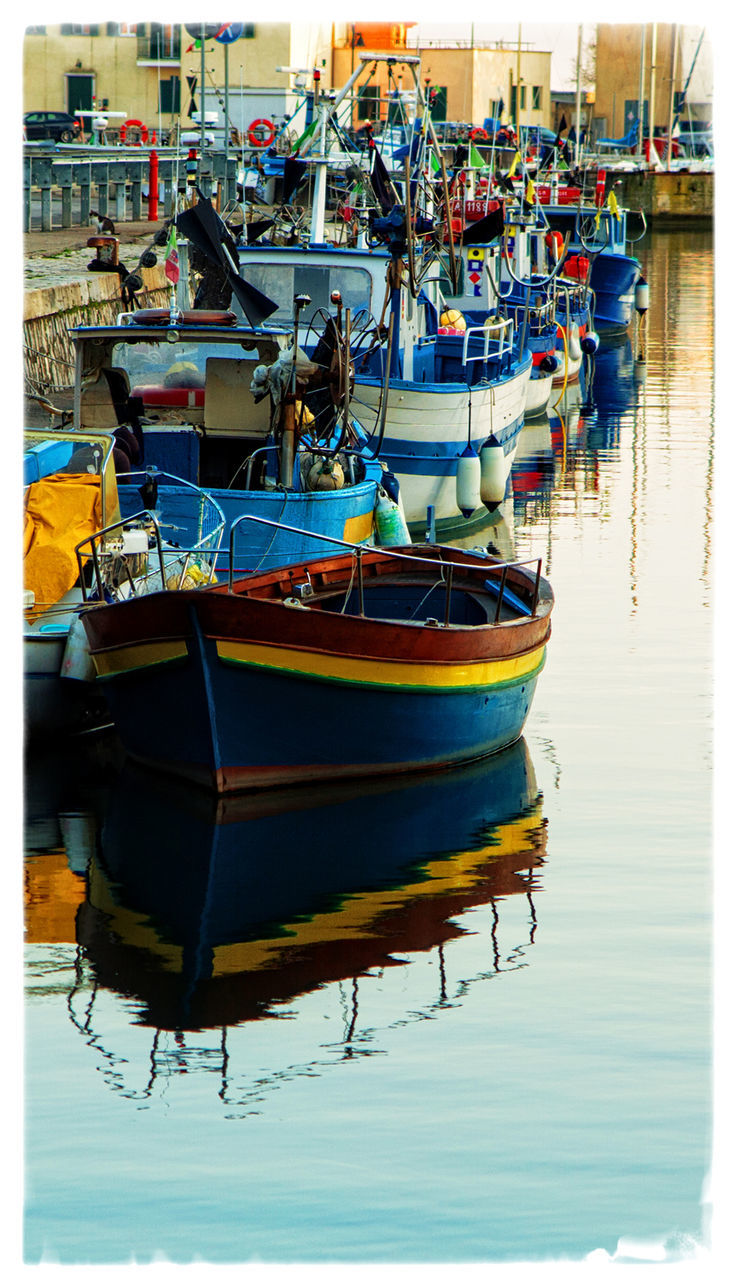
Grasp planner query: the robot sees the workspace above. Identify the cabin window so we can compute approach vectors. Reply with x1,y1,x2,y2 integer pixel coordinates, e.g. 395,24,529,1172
238,263,373,328
111,339,242,388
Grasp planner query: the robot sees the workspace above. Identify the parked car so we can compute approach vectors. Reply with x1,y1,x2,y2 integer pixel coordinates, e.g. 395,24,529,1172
23,111,82,143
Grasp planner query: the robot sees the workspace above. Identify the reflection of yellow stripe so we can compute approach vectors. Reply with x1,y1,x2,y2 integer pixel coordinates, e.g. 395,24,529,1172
217,638,546,691
212,805,545,974
342,511,374,543
94,638,188,678
88,802,544,975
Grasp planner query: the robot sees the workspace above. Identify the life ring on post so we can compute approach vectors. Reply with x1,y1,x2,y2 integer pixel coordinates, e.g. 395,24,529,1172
248,118,276,148
120,119,149,145
469,127,489,142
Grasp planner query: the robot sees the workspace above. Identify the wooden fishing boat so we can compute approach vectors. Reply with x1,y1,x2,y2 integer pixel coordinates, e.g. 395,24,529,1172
78,528,553,794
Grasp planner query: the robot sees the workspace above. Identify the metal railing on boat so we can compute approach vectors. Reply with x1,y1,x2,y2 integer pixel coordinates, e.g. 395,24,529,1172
227,512,543,622
74,470,225,603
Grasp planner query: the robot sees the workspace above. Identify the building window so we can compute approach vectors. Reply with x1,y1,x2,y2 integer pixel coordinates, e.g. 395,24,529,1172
532,85,542,110
60,25,99,36
25,26,46,35
357,84,380,123
137,23,180,60
106,22,138,37
159,76,181,115
243,25,255,37
510,84,527,116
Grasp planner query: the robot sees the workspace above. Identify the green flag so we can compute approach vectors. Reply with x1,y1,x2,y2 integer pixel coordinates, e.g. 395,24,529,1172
294,118,318,153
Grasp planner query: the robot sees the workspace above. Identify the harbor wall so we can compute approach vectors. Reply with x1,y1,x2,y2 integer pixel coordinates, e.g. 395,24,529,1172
23,264,170,394
615,170,713,220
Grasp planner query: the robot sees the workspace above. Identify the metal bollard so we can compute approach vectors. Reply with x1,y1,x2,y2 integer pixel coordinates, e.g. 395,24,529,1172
148,149,159,221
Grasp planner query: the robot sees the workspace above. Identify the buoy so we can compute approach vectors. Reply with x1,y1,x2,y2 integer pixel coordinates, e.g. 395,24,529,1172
540,352,560,374
440,308,466,332
307,458,345,491
635,278,649,313
581,330,600,355
456,443,482,517
375,487,411,545
544,230,564,261
479,438,506,510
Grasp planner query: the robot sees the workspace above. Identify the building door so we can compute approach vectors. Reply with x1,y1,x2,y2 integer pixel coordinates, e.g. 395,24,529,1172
625,97,648,133
66,74,94,117
429,86,447,122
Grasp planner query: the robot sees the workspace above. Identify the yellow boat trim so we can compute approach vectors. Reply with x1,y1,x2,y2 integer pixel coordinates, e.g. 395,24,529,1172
216,637,546,690
93,637,188,678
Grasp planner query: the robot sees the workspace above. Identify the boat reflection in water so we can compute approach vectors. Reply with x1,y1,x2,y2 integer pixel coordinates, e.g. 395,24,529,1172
583,334,646,449
26,739,547,1105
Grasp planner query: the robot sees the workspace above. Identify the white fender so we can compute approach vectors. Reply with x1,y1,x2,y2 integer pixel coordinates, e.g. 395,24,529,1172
60,614,95,682
456,445,482,518
567,323,582,362
635,279,649,313
480,439,507,508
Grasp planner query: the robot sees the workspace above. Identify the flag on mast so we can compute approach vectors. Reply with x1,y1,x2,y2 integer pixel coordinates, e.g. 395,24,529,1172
164,224,180,283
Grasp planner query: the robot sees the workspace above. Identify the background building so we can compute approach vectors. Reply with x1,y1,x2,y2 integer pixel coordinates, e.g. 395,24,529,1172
24,22,554,142
592,24,712,142
332,23,552,130
22,23,334,142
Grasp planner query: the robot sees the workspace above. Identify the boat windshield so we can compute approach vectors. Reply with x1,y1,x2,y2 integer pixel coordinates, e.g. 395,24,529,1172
239,262,373,327
111,339,245,390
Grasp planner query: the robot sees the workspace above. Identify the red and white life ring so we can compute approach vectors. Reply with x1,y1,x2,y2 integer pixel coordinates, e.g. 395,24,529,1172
247,118,276,148
469,127,489,142
120,119,149,145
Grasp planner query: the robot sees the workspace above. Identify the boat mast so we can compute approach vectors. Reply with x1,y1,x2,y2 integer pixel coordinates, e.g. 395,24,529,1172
637,26,646,156
309,74,328,245
574,24,583,168
670,28,705,138
666,25,679,170
648,24,658,162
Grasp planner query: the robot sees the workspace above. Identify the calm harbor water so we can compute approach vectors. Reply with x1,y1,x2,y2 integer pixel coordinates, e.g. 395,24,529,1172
22,227,714,1265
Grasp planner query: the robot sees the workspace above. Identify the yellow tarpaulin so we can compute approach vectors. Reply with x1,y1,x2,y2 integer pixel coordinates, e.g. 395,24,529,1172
24,473,103,614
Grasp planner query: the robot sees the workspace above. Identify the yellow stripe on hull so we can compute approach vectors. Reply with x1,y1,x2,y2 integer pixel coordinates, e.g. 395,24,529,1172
93,638,188,678
216,637,546,691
